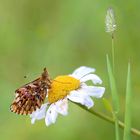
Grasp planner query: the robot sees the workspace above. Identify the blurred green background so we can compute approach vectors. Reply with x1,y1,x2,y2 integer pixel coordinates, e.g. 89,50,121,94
0,0,140,140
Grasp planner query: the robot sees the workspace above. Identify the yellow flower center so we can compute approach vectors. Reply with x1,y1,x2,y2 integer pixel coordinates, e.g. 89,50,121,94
48,75,80,103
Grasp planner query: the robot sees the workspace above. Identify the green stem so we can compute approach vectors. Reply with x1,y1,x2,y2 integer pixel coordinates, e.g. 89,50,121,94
114,113,120,140
74,103,140,137
112,33,115,73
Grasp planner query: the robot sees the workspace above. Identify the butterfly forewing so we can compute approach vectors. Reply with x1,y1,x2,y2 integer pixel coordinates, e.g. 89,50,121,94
10,68,51,115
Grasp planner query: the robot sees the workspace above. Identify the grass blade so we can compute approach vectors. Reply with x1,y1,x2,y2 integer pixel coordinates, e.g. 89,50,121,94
106,54,119,112
123,63,132,140
106,54,120,140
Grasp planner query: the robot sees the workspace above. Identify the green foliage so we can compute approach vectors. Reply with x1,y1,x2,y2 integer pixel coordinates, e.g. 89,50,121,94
102,98,113,114
123,63,132,140
106,55,120,140
106,55,119,113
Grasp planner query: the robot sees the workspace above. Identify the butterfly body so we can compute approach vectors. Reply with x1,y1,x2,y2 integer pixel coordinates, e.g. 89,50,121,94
10,68,51,115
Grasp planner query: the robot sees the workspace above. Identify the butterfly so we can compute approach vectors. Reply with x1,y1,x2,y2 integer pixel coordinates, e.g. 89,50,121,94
10,68,51,115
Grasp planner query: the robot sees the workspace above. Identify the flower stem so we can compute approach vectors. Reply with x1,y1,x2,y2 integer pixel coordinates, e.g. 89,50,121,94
73,102,140,137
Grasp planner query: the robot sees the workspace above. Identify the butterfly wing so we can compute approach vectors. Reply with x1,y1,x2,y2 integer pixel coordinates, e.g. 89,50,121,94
10,78,48,115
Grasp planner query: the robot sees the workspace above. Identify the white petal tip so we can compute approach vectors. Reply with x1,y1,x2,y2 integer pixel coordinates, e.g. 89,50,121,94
99,87,105,98
80,74,103,85
87,105,93,109
94,87,105,98
45,118,51,126
84,98,94,109
94,79,102,85
62,111,68,116
31,118,35,124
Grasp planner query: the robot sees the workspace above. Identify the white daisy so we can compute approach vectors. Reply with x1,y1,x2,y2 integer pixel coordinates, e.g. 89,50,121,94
30,66,105,126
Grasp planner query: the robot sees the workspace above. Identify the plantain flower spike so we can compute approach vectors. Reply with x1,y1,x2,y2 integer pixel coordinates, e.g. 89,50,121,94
105,7,116,35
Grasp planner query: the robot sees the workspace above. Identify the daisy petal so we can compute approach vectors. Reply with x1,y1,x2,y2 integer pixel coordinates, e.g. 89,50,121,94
31,118,36,124
30,103,48,124
80,85,105,98
45,104,58,126
83,96,94,109
68,90,94,109
71,66,95,79
80,74,102,84
55,99,68,116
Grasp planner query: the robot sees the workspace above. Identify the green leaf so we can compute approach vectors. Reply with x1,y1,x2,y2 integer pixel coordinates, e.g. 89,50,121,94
106,54,120,140
123,63,132,140
102,98,113,114
106,54,119,113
